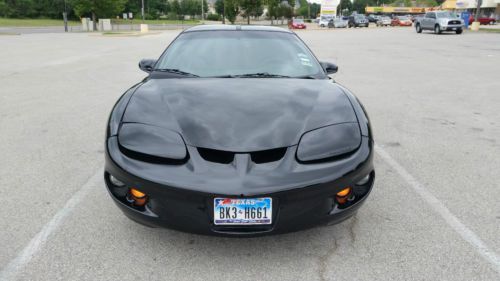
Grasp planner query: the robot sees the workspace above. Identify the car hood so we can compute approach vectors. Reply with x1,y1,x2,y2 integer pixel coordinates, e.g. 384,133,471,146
121,78,358,151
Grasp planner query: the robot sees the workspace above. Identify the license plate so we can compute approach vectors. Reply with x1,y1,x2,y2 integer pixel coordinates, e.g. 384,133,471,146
452,28,457,30
213,198,272,225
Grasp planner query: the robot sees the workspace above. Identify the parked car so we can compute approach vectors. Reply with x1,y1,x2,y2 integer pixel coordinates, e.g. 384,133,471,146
105,25,375,236
415,11,463,34
348,15,369,28
314,17,320,24
391,16,412,26
376,16,392,27
469,16,497,25
318,15,333,27
367,15,380,23
328,17,349,28
289,18,306,29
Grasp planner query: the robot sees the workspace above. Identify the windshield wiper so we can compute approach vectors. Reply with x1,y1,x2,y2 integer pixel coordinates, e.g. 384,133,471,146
294,75,317,79
207,73,318,79
233,72,291,78
154,68,199,77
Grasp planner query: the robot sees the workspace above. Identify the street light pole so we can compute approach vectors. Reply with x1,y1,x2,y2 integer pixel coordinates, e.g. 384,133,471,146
142,0,145,22
474,0,482,22
63,0,68,32
201,0,204,20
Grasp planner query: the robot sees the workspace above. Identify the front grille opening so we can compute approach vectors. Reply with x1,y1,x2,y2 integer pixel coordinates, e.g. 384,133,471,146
198,147,288,164
198,147,235,164
250,147,287,164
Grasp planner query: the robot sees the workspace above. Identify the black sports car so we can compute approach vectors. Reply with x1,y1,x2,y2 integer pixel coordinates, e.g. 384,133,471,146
105,25,374,237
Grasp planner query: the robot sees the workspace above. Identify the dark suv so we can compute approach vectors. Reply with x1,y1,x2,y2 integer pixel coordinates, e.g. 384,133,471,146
348,15,369,28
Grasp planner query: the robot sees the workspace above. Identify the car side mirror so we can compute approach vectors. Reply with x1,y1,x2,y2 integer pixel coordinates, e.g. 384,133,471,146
139,59,157,73
320,62,338,74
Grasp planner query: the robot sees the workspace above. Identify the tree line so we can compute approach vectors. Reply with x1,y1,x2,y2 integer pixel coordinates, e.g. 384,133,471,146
0,0,444,22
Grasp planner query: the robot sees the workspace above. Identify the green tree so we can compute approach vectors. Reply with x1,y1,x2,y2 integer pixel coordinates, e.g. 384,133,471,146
3,0,36,18
266,0,280,24
310,3,320,18
338,0,352,15
275,1,292,24
145,0,171,19
390,0,411,6
171,0,181,15
240,0,262,24
0,0,8,17
223,0,239,23
70,0,127,29
214,0,225,22
296,0,308,18
352,0,373,14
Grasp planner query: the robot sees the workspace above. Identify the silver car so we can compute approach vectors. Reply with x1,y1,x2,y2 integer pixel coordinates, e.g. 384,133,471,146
376,16,391,27
329,17,348,28
415,11,464,34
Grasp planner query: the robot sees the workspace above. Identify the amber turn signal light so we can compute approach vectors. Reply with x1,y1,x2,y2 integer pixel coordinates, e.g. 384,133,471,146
336,187,351,197
336,187,352,204
130,188,146,198
130,188,147,206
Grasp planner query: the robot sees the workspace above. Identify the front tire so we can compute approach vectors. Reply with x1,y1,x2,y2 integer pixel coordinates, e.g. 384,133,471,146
456,28,463,34
320,24,325,27
434,24,442,34
416,24,422,33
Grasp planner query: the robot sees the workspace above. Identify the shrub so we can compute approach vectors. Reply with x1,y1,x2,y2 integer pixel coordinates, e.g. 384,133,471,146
206,13,221,21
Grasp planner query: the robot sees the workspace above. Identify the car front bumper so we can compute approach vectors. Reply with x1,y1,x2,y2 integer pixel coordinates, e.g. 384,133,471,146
104,136,374,237
442,24,463,31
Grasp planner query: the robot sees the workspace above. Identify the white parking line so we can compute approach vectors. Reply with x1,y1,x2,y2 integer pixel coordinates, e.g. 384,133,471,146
376,145,500,275
0,169,102,281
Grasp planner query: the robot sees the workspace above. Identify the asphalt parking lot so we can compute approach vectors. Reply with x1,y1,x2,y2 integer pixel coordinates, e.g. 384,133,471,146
1,27,499,281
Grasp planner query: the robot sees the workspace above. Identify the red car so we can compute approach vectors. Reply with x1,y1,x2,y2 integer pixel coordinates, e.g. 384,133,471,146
391,16,413,26
468,15,497,25
289,19,307,29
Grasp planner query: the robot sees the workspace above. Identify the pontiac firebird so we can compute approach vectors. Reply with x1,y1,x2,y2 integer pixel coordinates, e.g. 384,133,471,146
104,25,374,237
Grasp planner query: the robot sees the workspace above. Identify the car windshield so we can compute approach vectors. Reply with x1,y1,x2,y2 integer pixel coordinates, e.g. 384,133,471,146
398,16,409,20
155,30,324,78
294,19,304,23
355,15,366,19
382,17,391,20
436,12,457,18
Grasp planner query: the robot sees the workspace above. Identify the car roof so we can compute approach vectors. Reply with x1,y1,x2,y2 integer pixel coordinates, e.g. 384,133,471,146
184,25,292,33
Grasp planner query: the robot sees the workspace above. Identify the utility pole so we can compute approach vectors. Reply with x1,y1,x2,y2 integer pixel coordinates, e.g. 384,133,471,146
142,0,145,22
63,0,68,32
474,0,482,22
201,0,204,20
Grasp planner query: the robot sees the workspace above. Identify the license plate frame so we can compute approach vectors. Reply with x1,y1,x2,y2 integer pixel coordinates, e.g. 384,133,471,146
213,198,272,225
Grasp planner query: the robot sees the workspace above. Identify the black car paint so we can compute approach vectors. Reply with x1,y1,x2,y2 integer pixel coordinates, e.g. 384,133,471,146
104,26,375,236
120,78,360,152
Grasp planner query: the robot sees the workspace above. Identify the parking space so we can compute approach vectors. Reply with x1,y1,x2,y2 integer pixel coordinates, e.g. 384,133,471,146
1,28,499,280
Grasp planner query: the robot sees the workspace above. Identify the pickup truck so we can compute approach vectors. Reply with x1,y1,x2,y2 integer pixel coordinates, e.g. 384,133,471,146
415,11,464,34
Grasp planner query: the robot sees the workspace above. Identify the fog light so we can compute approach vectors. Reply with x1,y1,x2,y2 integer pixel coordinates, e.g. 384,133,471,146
109,175,125,187
130,188,147,206
356,174,370,185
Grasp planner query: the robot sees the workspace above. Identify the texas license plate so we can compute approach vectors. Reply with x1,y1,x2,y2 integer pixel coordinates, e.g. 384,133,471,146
213,198,272,225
